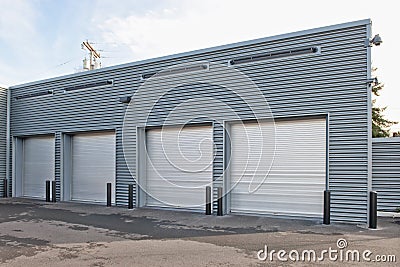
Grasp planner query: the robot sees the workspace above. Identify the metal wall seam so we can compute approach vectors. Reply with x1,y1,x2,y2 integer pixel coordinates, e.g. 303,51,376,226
55,132,61,201
366,20,373,226
326,113,330,191
6,87,11,197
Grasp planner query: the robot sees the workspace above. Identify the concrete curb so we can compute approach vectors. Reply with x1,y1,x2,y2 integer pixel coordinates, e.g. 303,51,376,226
378,211,400,218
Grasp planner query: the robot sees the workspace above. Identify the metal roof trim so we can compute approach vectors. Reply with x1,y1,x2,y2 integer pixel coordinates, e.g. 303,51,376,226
10,19,371,89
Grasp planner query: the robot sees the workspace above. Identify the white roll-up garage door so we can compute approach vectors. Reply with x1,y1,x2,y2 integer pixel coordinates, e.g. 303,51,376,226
23,136,55,198
145,125,213,210
230,118,326,218
71,131,115,203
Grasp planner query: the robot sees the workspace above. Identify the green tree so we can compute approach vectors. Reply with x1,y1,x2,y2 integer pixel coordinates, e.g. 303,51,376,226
372,70,398,137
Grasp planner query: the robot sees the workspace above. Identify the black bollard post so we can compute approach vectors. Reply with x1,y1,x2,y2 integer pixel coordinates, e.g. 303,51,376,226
323,190,330,225
205,186,212,215
128,184,133,209
369,191,377,229
45,180,50,202
107,183,112,207
217,187,223,216
51,181,56,203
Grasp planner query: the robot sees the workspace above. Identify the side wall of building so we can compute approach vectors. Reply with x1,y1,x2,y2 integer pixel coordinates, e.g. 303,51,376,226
0,87,6,197
10,20,371,223
372,138,400,211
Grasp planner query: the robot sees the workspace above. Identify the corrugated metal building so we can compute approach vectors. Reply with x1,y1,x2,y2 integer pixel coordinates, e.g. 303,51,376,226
0,87,6,197
372,138,400,211
2,19,384,224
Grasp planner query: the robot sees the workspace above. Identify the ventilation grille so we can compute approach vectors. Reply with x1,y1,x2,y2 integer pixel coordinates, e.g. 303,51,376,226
141,63,209,80
14,90,54,100
64,79,113,92
229,46,319,65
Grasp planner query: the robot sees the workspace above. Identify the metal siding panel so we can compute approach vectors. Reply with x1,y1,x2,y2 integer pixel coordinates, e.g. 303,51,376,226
71,132,116,203
10,22,369,222
116,127,136,206
230,118,326,217
145,126,213,210
55,132,61,201
22,136,55,198
212,123,224,214
372,138,400,211
7,136,12,197
0,88,6,196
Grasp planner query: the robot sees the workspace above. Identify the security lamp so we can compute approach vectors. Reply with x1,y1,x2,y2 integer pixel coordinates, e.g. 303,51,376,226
367,77,379,86
371,34,382,46
119,96,131,103
367,34,383,47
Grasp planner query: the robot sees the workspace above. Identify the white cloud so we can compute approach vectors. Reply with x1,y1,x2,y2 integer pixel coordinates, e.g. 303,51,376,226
95,0,375,63
0,0,37,44
97,1,285,61
0,0,39,85
0,0,89,85
94,0,399,128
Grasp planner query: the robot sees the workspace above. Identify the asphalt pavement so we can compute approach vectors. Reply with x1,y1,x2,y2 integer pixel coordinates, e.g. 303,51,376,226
0,198,399,266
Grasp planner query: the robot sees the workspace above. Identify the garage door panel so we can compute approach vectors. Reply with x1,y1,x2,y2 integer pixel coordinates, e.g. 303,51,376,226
146,171,211,182
72,132,115,203
233,182,325,192
230,118,326,217
232,175,325,192
146,188,207,208
231,194,323,204
147,188,206,201
23,136,55,198
232,201,323,215
232,193,324,214
147,178,208,187
145,126,213,210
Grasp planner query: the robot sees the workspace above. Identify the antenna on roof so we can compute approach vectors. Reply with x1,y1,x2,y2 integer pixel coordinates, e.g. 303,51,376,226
81,40,101,71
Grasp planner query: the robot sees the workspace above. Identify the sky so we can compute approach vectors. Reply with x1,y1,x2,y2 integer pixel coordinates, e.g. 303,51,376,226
0,0,398,132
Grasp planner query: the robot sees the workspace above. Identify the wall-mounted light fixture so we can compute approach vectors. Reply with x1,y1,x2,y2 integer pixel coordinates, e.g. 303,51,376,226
366,34,382,47
140,73,156,80
367,77,379,86
119,96,131,103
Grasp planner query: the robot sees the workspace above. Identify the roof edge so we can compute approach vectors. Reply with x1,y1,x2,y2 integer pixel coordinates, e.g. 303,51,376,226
11,18,371,89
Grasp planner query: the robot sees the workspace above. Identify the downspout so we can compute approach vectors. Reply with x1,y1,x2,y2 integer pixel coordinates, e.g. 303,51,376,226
366,20,373,226
5,87,10,196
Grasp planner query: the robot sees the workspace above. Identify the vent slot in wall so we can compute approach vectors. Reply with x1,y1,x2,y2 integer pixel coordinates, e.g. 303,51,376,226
141,63,209,80
14,90,54,100
229,46,320,65
64,79,113,92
